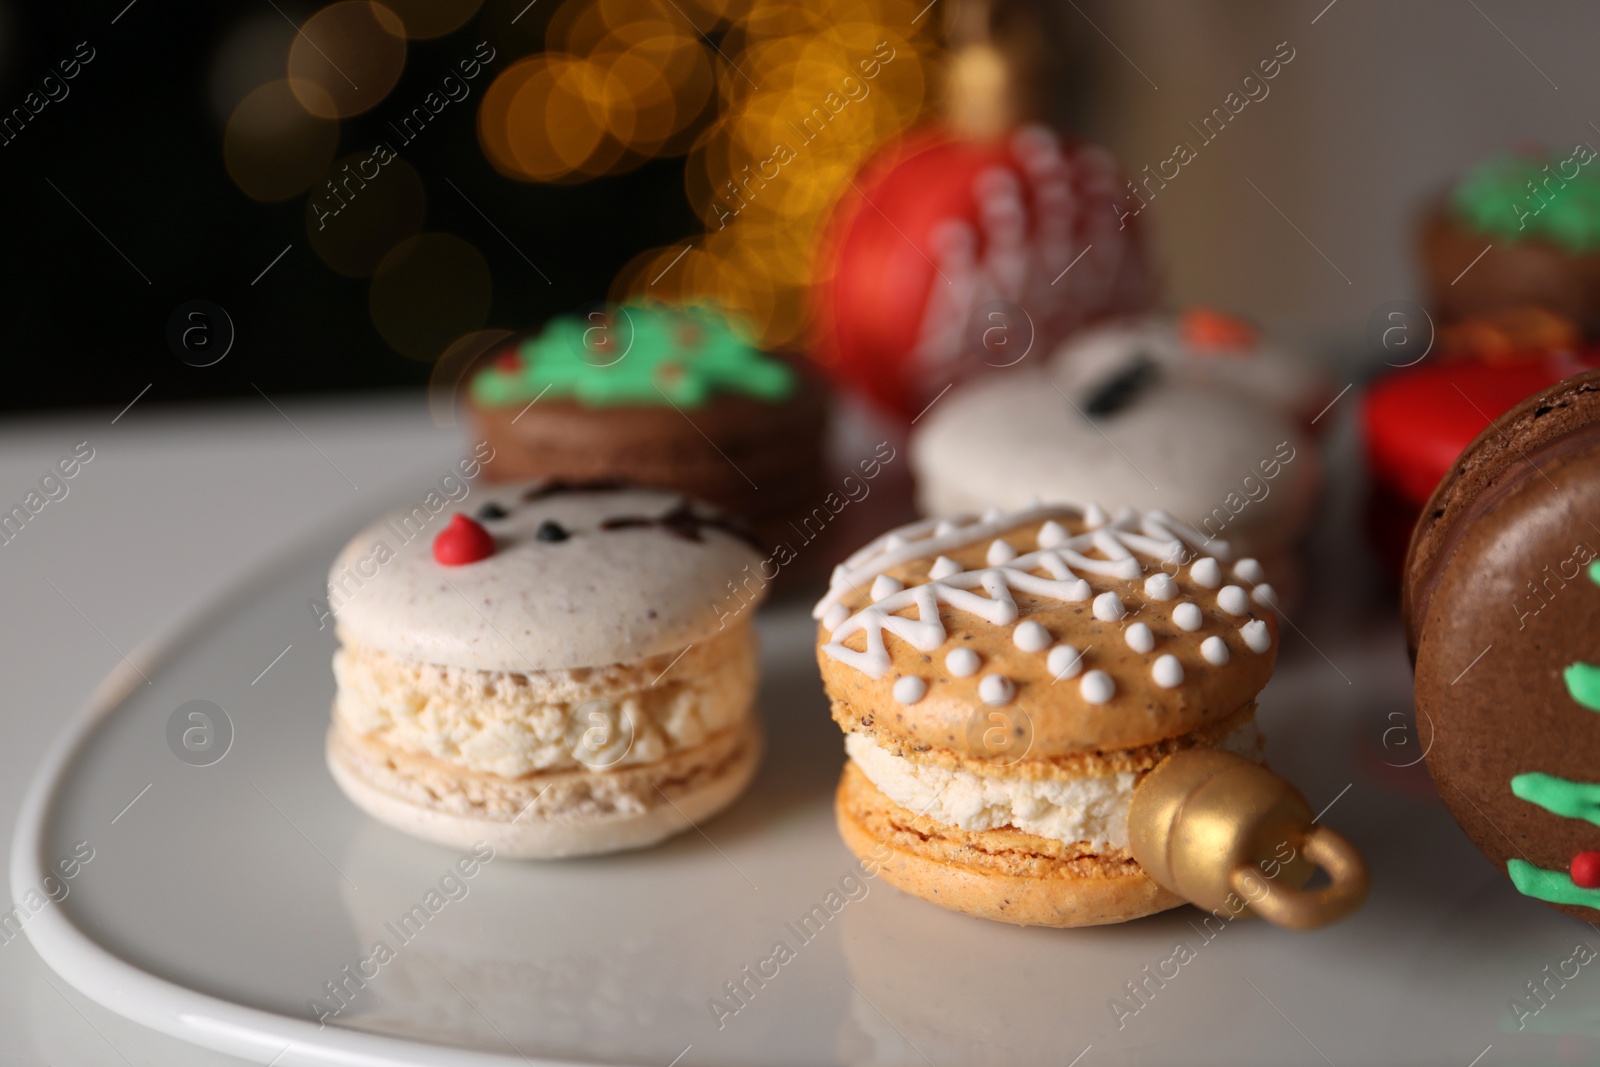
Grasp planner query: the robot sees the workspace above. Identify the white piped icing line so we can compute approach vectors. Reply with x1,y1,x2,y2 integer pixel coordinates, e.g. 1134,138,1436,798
1241,620,1272,653
1200,636,1230,665
946,647,980,677
979,675,1015,706
1152,654,1184,688
1093,591,1126,622
823,603,849,630
929,556,963,580
812,504,1229,681
1173,602,1203,631
1144,573,1178,600
1013,621,1051,652
1190,557,1223,589
871,574,903,601
893,676,927,704
986,539,1018,565
1080,670,1115,704
1233,558,1265,585
1048,644,1083,680
1217,585,1250,616
1124,622,1155,653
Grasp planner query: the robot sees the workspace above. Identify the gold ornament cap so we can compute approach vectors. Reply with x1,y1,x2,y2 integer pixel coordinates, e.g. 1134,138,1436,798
1127,749,1369,930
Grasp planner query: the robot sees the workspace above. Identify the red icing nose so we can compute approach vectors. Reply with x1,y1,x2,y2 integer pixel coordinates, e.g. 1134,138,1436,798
1570,851,1600,889
433,513,495,566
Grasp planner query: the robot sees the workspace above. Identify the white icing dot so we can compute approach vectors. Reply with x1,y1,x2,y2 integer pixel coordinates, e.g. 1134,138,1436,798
1152,655,1184,688
871,574,903,601
1065,578,1092,601
886,534,909,549
1084,503,1110,528
823,604,849,631
1241,620,1272,653
928,555,963,580
982,507,1004,524
1200,635,1230,665
1037,520,1068,547
946,647,980,677
934,520,958,537
1252,583,1278,608
893,676,926,704
1173,602,1203,631
1233,558,1266,585
1093,591,1127,622
986,539,1018,565
979,675,1015,706
1144,573,1179,601
1124,622,1155,653
1191,558,1223,588
1013,621,1051,652
1080,670,1116,704
1047,644,1083,680
1217,585,1250,616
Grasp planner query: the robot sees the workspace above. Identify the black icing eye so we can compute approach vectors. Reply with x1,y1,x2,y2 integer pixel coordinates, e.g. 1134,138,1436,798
535,520,570,543
476,502,510,521
1083,357,1160,417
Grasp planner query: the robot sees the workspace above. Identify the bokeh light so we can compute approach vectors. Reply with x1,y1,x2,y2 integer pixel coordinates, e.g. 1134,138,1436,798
429,328,515,425
305,152,427,277
224,79,341,201
369,233,493,360
287,2,408,119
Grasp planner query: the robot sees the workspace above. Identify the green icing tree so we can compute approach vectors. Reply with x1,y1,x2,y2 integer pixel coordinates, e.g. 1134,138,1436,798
1452,150,1600,252
471,302,795,409
1506,560,1600,907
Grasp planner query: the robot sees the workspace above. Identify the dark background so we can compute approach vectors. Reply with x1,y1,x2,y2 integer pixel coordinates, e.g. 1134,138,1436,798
1,1,698,412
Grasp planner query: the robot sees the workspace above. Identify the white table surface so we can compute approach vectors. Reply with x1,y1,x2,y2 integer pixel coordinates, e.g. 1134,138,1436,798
0,392,462,1066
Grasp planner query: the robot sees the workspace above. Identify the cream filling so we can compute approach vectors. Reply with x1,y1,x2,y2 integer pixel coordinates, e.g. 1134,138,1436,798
844,723,1262,851
333,624,757,777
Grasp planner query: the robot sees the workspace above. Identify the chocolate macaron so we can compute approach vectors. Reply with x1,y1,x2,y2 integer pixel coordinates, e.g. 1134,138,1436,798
468,301,829,551
1406,368,1600,920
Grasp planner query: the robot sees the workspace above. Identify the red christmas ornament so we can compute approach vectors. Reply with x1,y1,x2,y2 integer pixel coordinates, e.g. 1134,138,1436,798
814,125,1154,420
433,513,495,566
1571,850,1600,888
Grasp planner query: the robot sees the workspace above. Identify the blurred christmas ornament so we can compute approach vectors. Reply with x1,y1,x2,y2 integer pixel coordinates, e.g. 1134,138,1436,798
811,0,1155,419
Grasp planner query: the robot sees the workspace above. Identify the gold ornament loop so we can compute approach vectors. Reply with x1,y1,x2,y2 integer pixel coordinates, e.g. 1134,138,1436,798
1127,748,1370,931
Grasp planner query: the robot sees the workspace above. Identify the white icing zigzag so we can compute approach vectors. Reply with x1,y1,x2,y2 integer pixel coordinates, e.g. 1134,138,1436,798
815,504,1231,682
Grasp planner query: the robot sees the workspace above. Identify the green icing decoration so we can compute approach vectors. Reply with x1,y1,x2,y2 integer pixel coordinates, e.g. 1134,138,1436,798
1451,151,1600,252
1507,859,1600,908
1512,772,1600,824
1590,559,1600,585
470,302,795,409
1567,663,1600,712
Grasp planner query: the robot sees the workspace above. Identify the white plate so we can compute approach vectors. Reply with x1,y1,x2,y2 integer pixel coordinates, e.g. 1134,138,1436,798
10,515,1590,1066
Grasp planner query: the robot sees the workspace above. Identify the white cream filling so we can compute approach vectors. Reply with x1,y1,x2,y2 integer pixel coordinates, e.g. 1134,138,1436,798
845,723,1262,851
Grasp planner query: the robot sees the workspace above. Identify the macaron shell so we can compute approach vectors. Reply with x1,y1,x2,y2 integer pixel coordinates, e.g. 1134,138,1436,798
330,485,763,672
910,369,1318,558
816,513,1278,759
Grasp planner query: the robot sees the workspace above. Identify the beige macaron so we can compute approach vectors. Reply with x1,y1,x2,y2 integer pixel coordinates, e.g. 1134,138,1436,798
326,481,767,858
815,503,1279,926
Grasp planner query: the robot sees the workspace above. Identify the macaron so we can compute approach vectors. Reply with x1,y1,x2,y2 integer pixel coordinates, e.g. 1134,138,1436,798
1405,369,1600,921
1056,310,1334,428
815,503,1279,927
909,339,1320,585
326,482,767,858
1420,149,1600,332
467,301,828,551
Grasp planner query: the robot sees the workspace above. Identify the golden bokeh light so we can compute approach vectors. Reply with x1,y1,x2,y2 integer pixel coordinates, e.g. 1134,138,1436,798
305,152,427,277
369,233,493,360
287,2,408,119
429,328,514,424
224,79,341,201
